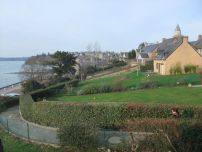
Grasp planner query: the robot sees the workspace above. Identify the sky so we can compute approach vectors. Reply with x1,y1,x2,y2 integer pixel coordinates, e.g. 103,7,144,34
0,0,202,57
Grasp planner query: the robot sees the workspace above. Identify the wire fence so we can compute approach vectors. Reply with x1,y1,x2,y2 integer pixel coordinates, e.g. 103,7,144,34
0,114,170,149
0,115,59,145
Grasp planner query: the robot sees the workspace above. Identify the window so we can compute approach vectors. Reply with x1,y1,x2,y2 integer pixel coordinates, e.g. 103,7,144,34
156,63,158,69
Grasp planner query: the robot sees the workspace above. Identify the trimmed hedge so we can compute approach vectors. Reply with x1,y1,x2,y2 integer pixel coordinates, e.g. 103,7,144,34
20,95,202,128
20,95,202,149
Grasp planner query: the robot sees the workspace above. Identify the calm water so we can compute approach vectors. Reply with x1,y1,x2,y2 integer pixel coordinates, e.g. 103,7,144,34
0,61,24,88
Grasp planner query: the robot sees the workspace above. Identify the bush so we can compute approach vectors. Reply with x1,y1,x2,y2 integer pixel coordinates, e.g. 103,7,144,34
170,64,182,75
137,133,172,152
78,84,112,95
140,64,153,72
137,80,159,89
181,108,195,119
111,60,127,67
47,77,70,86
20,95,202,149
59,123,98,149
98,84,112,93
22,79,45,93
82,85,99,95
184,64,198,74
176,123,202,152
0,96,19,112
20,95,202,129
30,79,79,101
112,79,125,92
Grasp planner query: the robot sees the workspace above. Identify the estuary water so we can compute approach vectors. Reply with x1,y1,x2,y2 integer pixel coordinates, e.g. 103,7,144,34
0,61,24,88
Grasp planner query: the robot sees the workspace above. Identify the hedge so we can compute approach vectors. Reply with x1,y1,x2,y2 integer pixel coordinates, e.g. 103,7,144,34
0,96,19,113
20,95,202,149
20,95,202,128
30,79,79,101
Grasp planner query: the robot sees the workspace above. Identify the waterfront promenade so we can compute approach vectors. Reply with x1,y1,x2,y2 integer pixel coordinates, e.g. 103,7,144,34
0,82,22,96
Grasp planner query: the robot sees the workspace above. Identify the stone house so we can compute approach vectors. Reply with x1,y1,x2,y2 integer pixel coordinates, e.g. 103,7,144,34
138,25,202,75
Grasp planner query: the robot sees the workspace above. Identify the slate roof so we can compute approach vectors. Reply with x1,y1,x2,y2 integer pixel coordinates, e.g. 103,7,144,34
141,44,159,53
139,53,149,58
190,39,202,49
155,37,183,60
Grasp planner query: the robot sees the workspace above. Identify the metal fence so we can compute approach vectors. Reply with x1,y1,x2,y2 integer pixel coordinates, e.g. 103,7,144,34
0,114,155,148
0,115,59,145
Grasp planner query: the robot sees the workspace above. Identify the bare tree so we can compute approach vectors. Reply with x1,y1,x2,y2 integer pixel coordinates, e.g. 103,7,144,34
21,55,53,83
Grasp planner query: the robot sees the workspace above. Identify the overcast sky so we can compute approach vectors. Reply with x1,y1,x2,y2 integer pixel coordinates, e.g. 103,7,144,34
0,0,202,57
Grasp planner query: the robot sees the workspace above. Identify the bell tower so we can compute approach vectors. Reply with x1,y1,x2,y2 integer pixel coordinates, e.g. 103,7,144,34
173,24,181,38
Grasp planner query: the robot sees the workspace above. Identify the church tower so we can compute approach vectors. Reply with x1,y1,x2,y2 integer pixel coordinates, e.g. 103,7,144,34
173,24,181,38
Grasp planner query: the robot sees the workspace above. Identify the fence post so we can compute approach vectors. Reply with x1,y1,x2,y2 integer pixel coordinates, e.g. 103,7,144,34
27,123,30,142
6,119,9,133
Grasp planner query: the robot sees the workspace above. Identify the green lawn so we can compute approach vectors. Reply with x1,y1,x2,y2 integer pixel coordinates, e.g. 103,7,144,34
76,71,199,91
0,129,60,152
0,129,97,152
50,87,202,105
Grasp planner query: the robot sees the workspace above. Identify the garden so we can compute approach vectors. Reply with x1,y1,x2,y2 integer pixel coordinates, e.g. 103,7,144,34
17,70,202,151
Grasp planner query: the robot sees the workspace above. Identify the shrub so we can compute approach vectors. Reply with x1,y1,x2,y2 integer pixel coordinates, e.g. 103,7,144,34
30,79,79,101
22,79,45,93
169,67,174,75
112,79,125,92
0,96,19,112
176,123,202,152
82,85,99,95
184,64,198,74
174,64,182,74
20,95,202,129
98,84,112,93
111,60,127,67
59,123,98,149
137,80,159,89
181,108,195,119
140,63,153,72
170,64,182,75
137,133,172,152
47,76,70,86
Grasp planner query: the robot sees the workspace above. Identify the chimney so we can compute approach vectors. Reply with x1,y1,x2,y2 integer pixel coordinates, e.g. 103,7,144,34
198,35,202,40
183,36,188,43
162,38,166,42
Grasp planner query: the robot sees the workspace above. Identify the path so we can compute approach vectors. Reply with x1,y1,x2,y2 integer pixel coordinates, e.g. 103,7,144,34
0,106,59,145
0,83,22,96
0,106,156,148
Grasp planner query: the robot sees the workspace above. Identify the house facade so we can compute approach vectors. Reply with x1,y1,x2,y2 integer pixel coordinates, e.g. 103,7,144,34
154,36,202,75
138,25,202,75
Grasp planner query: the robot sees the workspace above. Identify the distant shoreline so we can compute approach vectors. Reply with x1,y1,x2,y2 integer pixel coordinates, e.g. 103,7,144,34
0,57,28,61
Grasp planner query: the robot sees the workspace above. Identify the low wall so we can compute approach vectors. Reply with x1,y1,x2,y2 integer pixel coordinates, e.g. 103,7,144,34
0,111,59,145
0,112,155,148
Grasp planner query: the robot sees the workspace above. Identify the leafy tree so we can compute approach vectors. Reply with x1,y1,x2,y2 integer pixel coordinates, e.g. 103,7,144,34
51,51,77,78
21,79,45,93
128,49,136,59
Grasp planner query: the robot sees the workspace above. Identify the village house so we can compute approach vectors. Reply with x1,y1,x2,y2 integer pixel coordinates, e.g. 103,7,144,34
138,25,202,75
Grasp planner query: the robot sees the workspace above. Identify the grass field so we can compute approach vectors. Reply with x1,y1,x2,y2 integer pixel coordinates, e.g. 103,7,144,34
48,71,201,105
0,129,96,152
0,129,60,152
74,71,200,92
50,86,202,105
